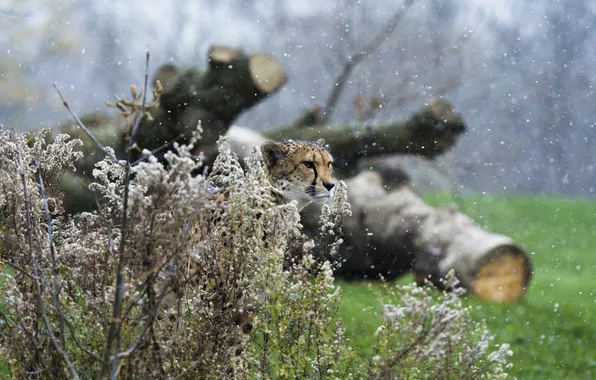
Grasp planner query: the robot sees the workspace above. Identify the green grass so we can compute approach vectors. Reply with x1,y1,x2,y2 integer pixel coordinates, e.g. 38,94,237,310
337,193,596,379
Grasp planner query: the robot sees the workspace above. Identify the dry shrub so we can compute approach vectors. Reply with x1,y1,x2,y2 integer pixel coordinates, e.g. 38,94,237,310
368,274,513,379
0,123,512,379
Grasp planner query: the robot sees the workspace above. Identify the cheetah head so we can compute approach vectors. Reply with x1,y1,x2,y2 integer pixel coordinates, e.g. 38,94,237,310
261,140,336,211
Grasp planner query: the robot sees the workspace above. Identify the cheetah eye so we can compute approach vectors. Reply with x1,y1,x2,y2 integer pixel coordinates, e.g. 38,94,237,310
302,161,315,170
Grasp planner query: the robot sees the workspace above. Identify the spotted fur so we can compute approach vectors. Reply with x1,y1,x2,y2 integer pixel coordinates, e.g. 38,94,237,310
261,140,336,211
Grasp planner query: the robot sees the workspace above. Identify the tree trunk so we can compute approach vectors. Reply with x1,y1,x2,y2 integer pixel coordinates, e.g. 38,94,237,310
57,45,286,213
263,99,466,177
134,45,286,162
302,171,532,303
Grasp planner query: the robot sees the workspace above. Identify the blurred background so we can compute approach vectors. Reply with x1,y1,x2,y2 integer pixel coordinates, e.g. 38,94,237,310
1,0,595,197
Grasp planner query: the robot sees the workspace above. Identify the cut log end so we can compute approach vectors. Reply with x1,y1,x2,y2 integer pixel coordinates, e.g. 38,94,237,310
248,54,286,94
209,45,242,65
471,245,531,303
426,98,455,123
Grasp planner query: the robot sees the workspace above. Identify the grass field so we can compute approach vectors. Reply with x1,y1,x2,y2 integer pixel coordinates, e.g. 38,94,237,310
337,193,596,379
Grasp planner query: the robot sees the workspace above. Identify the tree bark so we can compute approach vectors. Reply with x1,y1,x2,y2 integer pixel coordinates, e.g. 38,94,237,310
263,99,466,176
134,45,286,162
301,171,532,303
57,45,286,213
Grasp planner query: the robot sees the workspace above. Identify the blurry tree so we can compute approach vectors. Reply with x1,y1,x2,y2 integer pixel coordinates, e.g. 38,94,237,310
266,0,484,125
534,1,594,193
488,0,596,195
318,0,415,123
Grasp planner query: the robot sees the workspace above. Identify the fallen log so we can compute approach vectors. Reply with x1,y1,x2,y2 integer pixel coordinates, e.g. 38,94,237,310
263,99,466,176
135,45,287,161
225,128,532,302
319,171,532,302
55,46,286,213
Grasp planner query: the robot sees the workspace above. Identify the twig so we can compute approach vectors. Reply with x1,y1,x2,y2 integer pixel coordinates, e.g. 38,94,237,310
353,0,415,66
115,254,180,360
117,212,196,327
35,160,65,347
92,188,117,339
17,149,80,380
131,134,185,166
116,214,193,360
321,0,415,123
53,83,117,161
39,271,104,363
130,50,150,141
101,49,151,380
0,257,37,280
0,308,24,332
93,189,114,254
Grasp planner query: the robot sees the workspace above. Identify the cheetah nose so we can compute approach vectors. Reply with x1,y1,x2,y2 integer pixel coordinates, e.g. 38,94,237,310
323,182,335,192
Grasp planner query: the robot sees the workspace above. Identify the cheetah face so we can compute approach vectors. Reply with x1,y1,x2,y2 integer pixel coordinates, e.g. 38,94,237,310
261,140,336,211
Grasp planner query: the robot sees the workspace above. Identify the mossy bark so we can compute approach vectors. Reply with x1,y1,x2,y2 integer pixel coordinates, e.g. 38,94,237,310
264,99,466,176
57,45,286,212
134,46,286,162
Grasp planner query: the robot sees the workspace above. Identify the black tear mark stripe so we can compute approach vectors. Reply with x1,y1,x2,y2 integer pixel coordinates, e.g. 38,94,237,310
311,154,319,187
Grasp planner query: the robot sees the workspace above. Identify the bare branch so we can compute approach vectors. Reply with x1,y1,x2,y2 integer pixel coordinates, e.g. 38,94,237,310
115,254,180,360
53,83,117,161
35,160,65,347
378,30,478,112
352,0,415,66
131,134,184,166
39,271,104,364
321,0,416,122
101,49,151,380
30,164,103,363
0,308,25,332
0,257,37,280
116,215,193,360
130,49,150,141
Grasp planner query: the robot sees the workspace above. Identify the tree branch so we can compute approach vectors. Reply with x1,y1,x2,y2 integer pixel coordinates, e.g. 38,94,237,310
321,0,416,122
0,257,37,280
39,271,104,363
115,214,193,361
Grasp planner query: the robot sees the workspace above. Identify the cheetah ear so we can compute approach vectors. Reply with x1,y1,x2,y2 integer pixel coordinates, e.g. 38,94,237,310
261,141,287,169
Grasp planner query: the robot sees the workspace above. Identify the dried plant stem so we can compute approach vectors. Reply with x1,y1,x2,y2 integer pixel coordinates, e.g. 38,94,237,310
53,83,116,161
0,257,37,280
115,255,180,360
130,49,150,140
38,272,104,363
17,150,80,380
116,215,192,361
131,134,184,166
101,49,151,380
35,161,65,347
